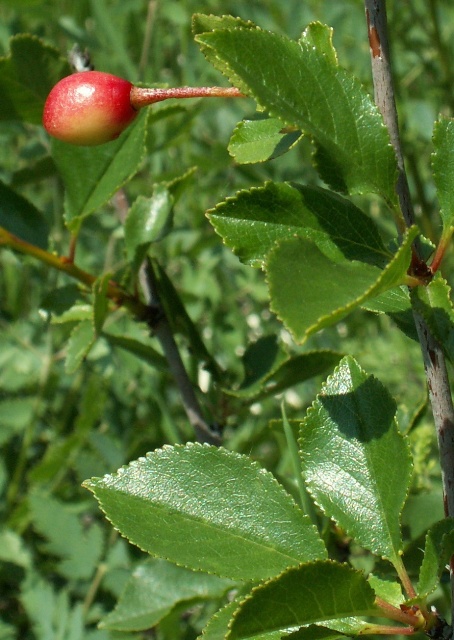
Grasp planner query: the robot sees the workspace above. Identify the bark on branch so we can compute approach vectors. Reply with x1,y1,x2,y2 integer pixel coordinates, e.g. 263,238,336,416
365,0,454,624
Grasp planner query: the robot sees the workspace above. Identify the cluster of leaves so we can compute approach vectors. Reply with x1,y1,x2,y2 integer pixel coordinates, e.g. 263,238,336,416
1,1,454,639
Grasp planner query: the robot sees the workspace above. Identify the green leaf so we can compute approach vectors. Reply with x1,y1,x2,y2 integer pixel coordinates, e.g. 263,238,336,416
228,561,378,640
208,182,390,268
103,332,168,372
0,397,35,444
100,558,234,631
152,262,222,380
29,491,103,580
11,156,57,187
228,118,302,164
299,356,413,564
65,320,96,374
124,185,174,266
20,574,85,640
418,518,454,598
199,597,283,640
192,14,256,39
84,443,327,582
411,274,454,362
40,284,82,315
29,373,107,483
199,600,245,640
227,335,343,401
52,109,148,233
0,529,32,568
196,24,397,203
0,620,15,640
266,226,417,343
93,273,111,335
299,23,337,66
362,287,417,341
51,304,93,324
362,286,411,315
0,34,70,124
367,575,403,607
0,181,49,249
432,116,454,234
285,627,347,640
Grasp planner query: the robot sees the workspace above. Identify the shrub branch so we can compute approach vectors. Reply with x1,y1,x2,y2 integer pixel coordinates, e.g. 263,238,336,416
139,258,221,446
365,0,454,619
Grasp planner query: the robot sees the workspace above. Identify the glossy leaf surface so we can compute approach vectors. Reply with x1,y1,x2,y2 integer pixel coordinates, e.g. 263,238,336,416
84,443,326,581
432,116,454,234
299,356,412,563
124,186,174,267
228,561,377,640
196,22,397,203
228,118,302,164
267,227,417,343
208,182,389,268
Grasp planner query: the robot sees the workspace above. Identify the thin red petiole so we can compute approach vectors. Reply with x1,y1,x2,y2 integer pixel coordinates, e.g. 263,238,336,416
430,230,453,274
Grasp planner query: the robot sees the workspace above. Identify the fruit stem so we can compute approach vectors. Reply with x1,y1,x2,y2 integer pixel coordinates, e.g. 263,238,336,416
130,85,245,109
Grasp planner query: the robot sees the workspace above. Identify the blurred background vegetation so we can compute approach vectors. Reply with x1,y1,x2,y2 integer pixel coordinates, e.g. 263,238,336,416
1,0,454,637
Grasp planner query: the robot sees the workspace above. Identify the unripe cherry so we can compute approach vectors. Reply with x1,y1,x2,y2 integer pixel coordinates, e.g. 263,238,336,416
43,71,245,146
42,71,138,146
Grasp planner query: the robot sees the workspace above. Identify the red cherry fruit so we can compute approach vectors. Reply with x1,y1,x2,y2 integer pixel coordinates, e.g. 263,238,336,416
42,71,138,146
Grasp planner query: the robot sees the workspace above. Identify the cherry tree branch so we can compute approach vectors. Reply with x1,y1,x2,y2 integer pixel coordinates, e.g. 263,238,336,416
365,0,454,620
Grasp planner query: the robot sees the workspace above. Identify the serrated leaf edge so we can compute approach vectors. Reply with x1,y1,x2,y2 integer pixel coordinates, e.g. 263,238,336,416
83,442,326,580
65,319,96,374
298,356,413,563
223,349,344,400
266,226,418,343
226,560,377,640
195,25,397,202
417,517,454,599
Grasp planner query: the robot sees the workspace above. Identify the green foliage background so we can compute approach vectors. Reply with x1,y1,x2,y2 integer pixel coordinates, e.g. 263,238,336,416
1,0,454,638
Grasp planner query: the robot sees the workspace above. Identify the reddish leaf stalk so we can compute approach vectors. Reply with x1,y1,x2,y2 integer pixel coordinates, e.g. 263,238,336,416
365,0,454,621
430,230,453,275
130,85,245,109
393,556,417,600
362,625,415,636
375,597,422,628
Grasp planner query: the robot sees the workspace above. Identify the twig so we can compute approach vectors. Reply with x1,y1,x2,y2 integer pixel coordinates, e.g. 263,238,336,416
365,0,454,618
110,190,221,445
0,226,147,319
139,259,221,445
